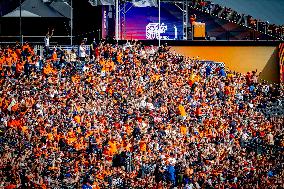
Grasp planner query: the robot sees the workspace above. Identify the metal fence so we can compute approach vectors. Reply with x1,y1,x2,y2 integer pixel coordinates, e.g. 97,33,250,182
0,35,73,45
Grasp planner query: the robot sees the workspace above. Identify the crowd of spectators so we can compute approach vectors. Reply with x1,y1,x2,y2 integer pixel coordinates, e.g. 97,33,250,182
191,0,284,40
0,40,283,188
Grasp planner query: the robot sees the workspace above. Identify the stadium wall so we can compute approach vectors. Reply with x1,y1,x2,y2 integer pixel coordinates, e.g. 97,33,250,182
172,46,279,83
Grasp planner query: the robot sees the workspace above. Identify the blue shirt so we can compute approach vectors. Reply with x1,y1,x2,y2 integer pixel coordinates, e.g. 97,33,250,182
219,68,226,77
82,184,92,189
206,65,212,76
268,171,274,177
249,85,255,92
167,165,175,181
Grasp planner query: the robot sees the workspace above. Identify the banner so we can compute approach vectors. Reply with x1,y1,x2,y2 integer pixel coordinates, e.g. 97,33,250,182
132,0,157,7
102,6,108,39
279,43,284,83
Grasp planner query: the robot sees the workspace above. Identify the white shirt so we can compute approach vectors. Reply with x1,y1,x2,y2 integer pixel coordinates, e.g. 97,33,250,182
149,48,155,55
267,133,274,145
79,45,86,58
168,157,176,165
102,85,106,92
242,132,249,141
70,52,77,62
140,99,147,108
83,65,89,72
7,99,16,111
185,183,194,189
146,102,154,110
101,70,106,77
263,85,269,93
44,36,50,47
195,182,201,189
248,103,253,108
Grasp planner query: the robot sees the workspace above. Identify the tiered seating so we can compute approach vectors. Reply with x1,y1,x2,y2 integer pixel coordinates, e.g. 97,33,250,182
189,0,284,40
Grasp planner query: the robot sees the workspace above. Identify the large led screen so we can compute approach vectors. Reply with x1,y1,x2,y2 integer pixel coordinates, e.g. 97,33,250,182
120,2,183,40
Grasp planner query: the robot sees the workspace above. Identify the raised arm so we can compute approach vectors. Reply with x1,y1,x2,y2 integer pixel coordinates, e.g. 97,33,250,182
46,28,50,37
50,28,55,37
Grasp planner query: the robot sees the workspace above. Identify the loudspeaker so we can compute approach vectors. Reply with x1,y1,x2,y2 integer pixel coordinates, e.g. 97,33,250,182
193,22,206,38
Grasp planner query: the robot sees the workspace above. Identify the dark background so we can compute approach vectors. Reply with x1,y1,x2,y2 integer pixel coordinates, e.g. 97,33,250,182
0,0,102,44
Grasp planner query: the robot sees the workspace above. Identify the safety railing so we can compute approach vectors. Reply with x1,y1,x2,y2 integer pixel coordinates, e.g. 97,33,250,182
0,35,73,45
189,0,284,40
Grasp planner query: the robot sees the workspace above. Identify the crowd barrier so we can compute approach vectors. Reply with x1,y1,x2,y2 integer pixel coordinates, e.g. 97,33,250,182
32,45,91,57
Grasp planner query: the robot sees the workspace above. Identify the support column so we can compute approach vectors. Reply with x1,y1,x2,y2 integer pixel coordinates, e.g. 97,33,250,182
186,0,188,40
182,1,188,40
158,0,161,46
115,0,119,41
123,3,126,40
118,1,121,40
20,0,22,45
71,0,73,45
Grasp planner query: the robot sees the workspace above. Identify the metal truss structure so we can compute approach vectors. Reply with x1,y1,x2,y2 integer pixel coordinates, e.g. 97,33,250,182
116,0,190,42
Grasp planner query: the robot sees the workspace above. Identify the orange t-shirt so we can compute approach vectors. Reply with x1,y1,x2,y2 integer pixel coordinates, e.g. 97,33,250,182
5,184,17,189
52,52,57,61
5,56,12,66
16,62,24,73
180,125,187,135
179,105,186,116
139,141,147,152
74,115,81,124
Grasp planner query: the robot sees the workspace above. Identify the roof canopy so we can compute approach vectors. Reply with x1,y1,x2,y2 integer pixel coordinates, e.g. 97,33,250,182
3,0,65,18
3,10,41,17
50,1,71,19
89,0,157,6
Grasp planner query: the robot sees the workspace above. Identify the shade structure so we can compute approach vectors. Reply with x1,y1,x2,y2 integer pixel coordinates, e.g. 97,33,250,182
50,1,71,19
3,10,41,17
132,0,158,7
2,0,64,18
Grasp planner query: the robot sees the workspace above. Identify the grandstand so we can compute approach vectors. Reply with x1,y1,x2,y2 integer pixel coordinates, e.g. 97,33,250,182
0,0,283,188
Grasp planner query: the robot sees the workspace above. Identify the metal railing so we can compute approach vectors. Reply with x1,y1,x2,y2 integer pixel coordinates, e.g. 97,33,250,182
190,0,284,40
0,35,73,45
